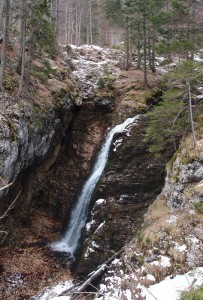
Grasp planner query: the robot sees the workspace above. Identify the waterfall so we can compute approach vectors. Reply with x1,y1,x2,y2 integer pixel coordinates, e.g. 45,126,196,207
51,116,139,257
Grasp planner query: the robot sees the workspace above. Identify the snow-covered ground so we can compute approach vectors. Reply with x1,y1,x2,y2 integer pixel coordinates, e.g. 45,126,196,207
34,262,203,300
34,281,73,300
95,265,203,300
143,268,203,300
63,44,125,99
34,45,203,300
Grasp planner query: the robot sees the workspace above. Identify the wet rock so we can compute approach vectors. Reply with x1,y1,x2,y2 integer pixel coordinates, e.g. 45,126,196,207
94,96,115,113
39,100,111,226
76,116,171,277
0,90,79,240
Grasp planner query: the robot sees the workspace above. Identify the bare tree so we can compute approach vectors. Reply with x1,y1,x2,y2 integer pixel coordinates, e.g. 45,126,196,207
17,0,27,97
0,0,4,33
0,0,10,90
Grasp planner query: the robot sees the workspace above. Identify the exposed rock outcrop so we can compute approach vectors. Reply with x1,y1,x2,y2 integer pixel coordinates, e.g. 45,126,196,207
95,133,203,299
39,100,111,227
164,137,203,209
0,56,82,242
76,116,171,277
0,44,163,298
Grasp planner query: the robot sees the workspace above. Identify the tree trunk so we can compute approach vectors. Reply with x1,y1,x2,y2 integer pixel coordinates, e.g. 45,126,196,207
61,248,124,299
188,81,196,147
64,3,68,45
0,0,10,90
125,27,130,71
143,0,148,89
0,0,4,33
136,20,141,70
150,25,156,73
89,0,93,47
17,0,27,97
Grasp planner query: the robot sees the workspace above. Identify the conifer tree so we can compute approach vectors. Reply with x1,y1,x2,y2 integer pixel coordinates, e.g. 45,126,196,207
144,61,203,155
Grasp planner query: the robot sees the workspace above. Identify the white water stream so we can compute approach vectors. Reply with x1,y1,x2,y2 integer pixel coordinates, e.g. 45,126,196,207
51,116,139,256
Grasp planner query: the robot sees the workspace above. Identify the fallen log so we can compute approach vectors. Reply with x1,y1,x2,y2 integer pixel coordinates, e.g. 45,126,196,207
61,247,124,298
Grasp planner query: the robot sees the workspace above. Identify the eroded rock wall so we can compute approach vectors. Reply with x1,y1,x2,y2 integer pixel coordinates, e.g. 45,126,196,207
95,134,203,300
164,137,203,209
76,116,171,277
38,100,112,227
0,95,76,240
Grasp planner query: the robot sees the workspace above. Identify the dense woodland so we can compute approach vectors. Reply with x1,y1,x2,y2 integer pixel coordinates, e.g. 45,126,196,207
0,0,203,156
1,0,203,88
0,2,203,298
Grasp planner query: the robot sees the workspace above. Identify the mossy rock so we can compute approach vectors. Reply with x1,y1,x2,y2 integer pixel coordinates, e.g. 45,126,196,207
47,78,71,94
33,106,45,128
180,285,203,300
3,75,17,91
193,202,203,213
4,116,17,141
166,150,180,172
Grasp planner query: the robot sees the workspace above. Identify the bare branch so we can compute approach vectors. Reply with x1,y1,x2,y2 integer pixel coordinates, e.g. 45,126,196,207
0,181,13,192
0,190,21,220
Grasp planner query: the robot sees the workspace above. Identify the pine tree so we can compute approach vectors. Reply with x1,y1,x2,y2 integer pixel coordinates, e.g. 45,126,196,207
144,61,203,155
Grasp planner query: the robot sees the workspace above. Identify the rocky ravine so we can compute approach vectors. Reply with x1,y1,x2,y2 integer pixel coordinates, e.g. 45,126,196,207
0,55,82,241
0,45,122,298
0,44,169,299
95,133,203,299
0,51,85,298
76,115,171,277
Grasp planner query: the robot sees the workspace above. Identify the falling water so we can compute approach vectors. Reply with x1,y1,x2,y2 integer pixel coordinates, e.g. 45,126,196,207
51,116,139,257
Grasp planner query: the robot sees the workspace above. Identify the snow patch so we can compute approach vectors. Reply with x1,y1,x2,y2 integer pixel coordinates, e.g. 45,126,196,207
86,219,96,231
95,199,106,205
149,256,171,268
113,138,123,152
34,281,73,300
142,267,203,300
174,243,187,252
187,235,200,244
167,215,177,224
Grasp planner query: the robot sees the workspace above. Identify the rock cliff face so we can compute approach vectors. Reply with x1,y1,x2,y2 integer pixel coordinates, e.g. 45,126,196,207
0,57,82,241
38,100,112,227
0,96,72,193
164,137,203,209
95,134,203,299
0,45,166,298
76,116,171,277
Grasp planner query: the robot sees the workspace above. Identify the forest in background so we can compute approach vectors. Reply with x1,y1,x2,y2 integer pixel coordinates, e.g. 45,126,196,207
0,0,203,156
1,0,203,92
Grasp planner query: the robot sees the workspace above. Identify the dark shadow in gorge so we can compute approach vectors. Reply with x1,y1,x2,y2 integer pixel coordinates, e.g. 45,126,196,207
74,115,174,278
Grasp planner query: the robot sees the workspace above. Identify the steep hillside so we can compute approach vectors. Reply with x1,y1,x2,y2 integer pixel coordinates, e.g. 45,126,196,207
96,133,203,299
0,45,160,298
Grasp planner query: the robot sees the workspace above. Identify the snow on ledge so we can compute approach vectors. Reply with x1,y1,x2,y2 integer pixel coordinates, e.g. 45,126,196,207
142,267,203,300
150,256,171,268
95,199,106,205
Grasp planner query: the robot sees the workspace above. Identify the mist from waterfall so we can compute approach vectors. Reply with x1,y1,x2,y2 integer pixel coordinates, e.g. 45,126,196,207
51,116,139,257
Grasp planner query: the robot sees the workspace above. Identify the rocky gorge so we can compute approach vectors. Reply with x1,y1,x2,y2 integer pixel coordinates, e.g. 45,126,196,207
0,45,202,300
